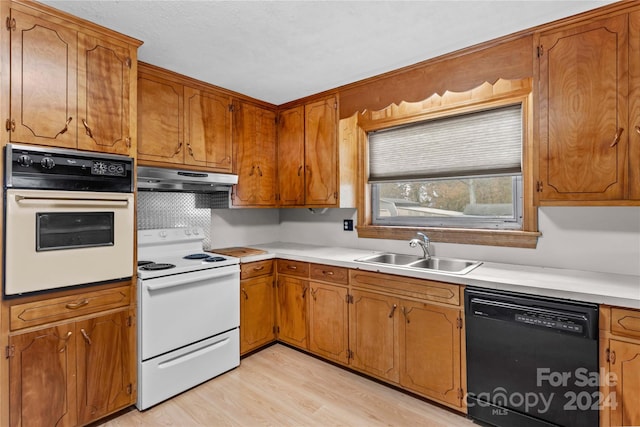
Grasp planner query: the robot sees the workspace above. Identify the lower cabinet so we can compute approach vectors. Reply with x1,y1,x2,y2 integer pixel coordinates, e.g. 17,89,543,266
600,306,640,427
276,275,308,349
308,281,349,364
240,260,276,355
8,309,134,427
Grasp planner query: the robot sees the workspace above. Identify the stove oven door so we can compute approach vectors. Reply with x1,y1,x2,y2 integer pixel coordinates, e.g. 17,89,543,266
138,265,240,361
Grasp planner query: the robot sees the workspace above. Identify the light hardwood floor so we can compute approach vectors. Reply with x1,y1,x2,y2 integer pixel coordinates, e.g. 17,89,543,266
98,344,475,426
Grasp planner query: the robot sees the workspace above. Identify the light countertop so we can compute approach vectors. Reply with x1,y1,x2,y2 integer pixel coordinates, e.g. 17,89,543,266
232,242,640,310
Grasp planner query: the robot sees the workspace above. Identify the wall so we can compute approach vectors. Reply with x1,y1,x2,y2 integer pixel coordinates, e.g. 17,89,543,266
275,206,640,277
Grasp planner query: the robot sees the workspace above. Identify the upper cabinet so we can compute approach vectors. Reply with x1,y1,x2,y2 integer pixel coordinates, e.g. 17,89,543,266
6,4,140,155
232,99,277,206
278,96,348,207
137,63,233,172
537,13,640,204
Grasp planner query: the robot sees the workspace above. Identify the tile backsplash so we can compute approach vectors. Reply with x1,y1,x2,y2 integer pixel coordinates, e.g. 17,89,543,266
137,191,212,249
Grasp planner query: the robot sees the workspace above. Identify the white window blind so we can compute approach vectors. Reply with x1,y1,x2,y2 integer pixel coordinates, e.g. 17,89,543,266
368,104,522,182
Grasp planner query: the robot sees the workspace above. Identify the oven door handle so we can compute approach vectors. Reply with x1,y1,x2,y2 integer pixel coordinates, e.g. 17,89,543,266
14,195,130,207
145,269,238,291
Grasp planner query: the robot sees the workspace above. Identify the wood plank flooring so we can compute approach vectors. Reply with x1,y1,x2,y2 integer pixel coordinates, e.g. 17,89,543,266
98,344,475,426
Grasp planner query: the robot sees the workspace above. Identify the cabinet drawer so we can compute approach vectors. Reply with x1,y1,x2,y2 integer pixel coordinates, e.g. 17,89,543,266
350,270,459,306
611,307,640,339
310,263,348,285
277,259,310,278
241,260,274,279
10,286,131,330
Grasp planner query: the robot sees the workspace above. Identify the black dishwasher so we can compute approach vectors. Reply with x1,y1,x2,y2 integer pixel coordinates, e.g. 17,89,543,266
465,287,599,427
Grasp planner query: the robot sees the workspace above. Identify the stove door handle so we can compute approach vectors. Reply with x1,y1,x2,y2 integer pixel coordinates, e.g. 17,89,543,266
145,269,238,291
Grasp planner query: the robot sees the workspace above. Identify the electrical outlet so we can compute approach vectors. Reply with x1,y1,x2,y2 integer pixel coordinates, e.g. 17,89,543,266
343,219,354,231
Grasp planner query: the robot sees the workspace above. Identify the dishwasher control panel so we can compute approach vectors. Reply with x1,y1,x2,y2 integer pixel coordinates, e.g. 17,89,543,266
515,313,584,333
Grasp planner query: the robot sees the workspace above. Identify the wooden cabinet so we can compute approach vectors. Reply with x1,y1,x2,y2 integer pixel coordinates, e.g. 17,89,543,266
349,289,400,383
240,260,276,355
277,96,338,207
308,264,349,364
5,283,135,427
137,63,234,172
276,275,308,349
233,100,278,206
628,10,640,200
8,309,134,427
399,300,462,407
7,4,139,155
600,306,640,427
349,270,464,410
537,14,634,203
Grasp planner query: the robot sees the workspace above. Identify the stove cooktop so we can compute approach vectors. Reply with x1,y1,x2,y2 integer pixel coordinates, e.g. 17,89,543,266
137,228,239,280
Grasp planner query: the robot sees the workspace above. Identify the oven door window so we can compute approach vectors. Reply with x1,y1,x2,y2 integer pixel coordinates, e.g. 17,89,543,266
36,212,115,251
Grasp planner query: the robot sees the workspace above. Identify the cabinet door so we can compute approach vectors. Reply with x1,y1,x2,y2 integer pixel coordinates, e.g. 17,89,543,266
609,339,640,426
76,310,134,425
305,97,337,206
233,101,277,206
9,325,77,427
240,275,276,355
399,300,462,407
184,87,233,172
308,282,349,364
349,290,400,383
137,72,184,164
277,106,305,205
629,11,640,200
9,8,78,148
538,15,628,201
276,276,308,349
77,33,133,155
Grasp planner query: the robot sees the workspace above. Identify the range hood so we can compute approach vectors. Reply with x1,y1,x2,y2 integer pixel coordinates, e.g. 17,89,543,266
137,166,238,193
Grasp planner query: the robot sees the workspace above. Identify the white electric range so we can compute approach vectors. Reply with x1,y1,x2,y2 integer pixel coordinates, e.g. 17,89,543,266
136,227,240,410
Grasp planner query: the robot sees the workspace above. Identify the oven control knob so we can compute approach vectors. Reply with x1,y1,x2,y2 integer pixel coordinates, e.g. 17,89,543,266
184,229,191,236
192,228,200,235
17,155,33,167
40,157,55,169
159,230,167,238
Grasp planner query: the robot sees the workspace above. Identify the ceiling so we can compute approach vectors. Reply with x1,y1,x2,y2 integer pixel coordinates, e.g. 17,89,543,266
41,0,616,105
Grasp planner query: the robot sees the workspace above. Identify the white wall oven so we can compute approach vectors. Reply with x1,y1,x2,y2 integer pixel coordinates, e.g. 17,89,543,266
3,144,134,296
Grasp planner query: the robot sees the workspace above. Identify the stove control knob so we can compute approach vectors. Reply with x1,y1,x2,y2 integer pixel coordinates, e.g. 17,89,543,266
40,157,55,169
184,229,191,236
159,230,167,238
192,228,200,235
17,155,33,167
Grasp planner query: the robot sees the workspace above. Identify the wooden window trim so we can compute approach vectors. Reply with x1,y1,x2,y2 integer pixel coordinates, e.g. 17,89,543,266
353,78,540,248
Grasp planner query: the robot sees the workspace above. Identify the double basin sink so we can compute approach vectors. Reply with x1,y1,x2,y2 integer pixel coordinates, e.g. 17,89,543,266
355,252,482,275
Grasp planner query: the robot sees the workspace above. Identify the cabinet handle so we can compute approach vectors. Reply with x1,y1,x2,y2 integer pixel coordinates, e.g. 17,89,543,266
610,350,616,364
125,137,131,147
322,270,334,276
58,331,73,352
253,266,265,271
249,165,255,176
65,299,89,310
287,265,297,270
187,143,194,157
311,288,318,301
635,125,640,135
302,287,308,299
401,306,410,323
241,288,249,300
388,304,397,318
297,166,303,176
610,127,624,147
81,119,93,138
174,142,183,155
6,119,15,132
80,328,92,345
257,166,263,177
58,117,72,136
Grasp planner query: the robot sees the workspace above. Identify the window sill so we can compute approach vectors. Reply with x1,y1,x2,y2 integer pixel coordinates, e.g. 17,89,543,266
356,225,540,249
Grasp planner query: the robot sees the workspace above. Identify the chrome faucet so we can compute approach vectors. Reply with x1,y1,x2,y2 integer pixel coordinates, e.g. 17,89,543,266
409,232,432,259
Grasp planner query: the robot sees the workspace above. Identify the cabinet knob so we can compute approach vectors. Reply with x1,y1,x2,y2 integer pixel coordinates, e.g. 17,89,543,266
610,127,624,147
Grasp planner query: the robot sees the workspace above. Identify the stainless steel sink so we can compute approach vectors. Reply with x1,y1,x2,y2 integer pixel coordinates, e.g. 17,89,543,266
355,252,482,275
356,253,424,265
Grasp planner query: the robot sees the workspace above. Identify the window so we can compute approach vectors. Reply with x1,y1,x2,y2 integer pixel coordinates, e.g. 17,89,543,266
368,104,523,230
